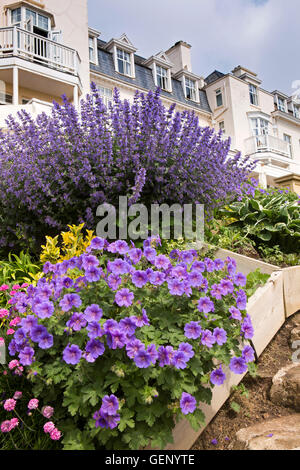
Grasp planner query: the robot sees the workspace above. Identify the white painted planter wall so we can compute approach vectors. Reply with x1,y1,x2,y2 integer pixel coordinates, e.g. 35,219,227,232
157,247,300,450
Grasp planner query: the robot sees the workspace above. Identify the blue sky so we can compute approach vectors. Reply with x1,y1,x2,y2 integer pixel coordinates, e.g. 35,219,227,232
88,0,299,95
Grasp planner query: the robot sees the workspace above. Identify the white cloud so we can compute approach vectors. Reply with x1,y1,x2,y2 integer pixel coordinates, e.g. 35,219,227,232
88,0,300,94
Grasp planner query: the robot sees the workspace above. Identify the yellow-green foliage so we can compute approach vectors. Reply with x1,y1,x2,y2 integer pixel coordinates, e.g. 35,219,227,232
40,224,94,265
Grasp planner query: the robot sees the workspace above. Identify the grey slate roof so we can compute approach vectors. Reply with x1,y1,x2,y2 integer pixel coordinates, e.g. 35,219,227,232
205,70,225,85
90,40,211,114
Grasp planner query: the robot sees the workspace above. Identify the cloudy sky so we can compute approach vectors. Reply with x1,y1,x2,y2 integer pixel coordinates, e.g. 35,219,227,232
88,0,299,95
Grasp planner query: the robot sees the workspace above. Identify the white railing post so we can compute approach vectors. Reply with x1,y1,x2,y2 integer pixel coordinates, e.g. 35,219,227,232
13,26,18,56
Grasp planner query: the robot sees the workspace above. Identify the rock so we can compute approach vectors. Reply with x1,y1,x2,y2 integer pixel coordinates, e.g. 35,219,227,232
236,414,300,450
290,327,300,346
270,364,300,411
291,312,300,328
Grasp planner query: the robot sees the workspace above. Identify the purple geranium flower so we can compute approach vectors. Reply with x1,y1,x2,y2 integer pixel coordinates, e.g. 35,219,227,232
132,309,150,328
172,351,188,369
66,313,87,332
242,345,255,363
19,346,35,366
184,321,202,340
229,357,248,374
210,366,226,386
84,304,103,323
213,328,227,346
101,394,119,415
107,273,122,291
81,254,99,271
131,270,148,288
30,325,48,343
59,294,82,312
134,349,152,368
179,343,194,360
154,255,170,270
144,247,157,262
198,297,215,314
180,392,197,415
241,317,254,339
168,278,185,296
229,306,242,321
234,272,247,287
128,248,142,264
115,288,134,307
147,344,158,364
38,333,53,350
33,301,54,319
20,315,38,334
85,339,105,362
63,344,82,365
85,266,103,282
90,237,105,251
86,321,103,339
119,317,136,337
201,330,216,348
126,338,144,359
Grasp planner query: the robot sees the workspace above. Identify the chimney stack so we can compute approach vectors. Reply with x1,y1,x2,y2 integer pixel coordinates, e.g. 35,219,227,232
165,41,192,74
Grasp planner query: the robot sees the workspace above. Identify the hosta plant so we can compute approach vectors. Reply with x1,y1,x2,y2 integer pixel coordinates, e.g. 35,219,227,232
2,236,256,450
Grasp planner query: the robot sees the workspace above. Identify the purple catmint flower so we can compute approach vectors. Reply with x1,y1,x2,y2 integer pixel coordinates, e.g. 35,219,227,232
180,392,197,415
210,366,226,386
229,357,248,375
213,328,227,346
84,304,103,323
198,297,215,314
63,344,82,365
184,321,202,340
201,330,216,348
115,288,134,308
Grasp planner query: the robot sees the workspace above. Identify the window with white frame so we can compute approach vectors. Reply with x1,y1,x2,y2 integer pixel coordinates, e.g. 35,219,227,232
185,77,197,101
25,8,49,31
0,92,13,105
219,121,225,134
277,97,286,112
11,8,21,26
156,65,169,91
249,84,258,106
117,48,131,76
89,37,96,63
251,118,269,149
283,134,293,158
294,105,300,119
216,88,223,107
97,86,113,108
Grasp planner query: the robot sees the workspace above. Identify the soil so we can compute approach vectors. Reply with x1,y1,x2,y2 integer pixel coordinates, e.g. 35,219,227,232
192,312,300,450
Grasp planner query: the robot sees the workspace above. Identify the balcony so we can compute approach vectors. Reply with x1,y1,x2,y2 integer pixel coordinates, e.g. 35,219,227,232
245,134,290,159
0,27,79,76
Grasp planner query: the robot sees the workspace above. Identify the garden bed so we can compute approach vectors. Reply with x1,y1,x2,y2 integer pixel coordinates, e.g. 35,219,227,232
154,247,300,450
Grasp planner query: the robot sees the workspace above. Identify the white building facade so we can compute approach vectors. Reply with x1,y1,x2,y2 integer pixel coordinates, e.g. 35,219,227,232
0,0,299,193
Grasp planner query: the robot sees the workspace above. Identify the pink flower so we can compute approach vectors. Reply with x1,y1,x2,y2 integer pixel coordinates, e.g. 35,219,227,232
0,309,9,318
9,360,19,370
4,399,16,411
50,428,61,441
9,291,17,296
3,370,7,376
13,391,22,400
1,420,12,432
0,284,9,291
21,283,29,288
42,406,54,419
6,329,15,336
14,366,23,376
10,317,21,327
43,421,55,434
28,399,39,410
7,299,14,304
12,285,21,290
10,418,19,429
0,337,4,347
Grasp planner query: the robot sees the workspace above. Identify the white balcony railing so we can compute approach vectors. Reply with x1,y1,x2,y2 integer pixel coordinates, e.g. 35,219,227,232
0,27,79,76
245,134,291,158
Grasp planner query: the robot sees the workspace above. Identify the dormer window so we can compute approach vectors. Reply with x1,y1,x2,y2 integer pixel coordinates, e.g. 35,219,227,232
105,34,137,78
294,105,300,119
185,77,197,101
156,65,169,90
117,48,132,76
277,96,286,112
89,37,96,62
